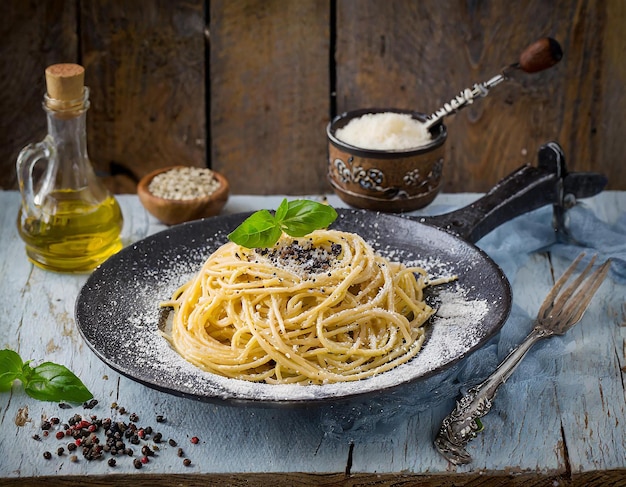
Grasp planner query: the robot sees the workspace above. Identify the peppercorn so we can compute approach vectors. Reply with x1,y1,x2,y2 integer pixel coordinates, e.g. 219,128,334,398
168,439,177,447
57,447,64,456
43,451,52,459
177,447,184,457
133,458,142,469
183,458,192,466
156,415,166,423
108,458,116,467
141,445,154,457
190,436,199,444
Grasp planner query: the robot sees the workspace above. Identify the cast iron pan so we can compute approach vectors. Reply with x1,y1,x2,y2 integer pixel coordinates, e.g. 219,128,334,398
75,142,606,406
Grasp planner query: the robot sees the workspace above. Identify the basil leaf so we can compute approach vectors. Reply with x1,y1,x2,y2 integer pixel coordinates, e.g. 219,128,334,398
228,209,282,248
24,362,93,403
227,199,338,248
274,198,289,222
280,200,338,237
0,349,23,391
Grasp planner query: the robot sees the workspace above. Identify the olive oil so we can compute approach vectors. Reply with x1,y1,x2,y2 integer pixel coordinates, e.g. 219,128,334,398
17,189,123,272
16,64,124,272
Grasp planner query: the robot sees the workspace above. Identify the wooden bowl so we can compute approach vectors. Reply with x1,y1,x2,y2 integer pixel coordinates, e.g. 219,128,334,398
137,166,229,225
327,108,447,212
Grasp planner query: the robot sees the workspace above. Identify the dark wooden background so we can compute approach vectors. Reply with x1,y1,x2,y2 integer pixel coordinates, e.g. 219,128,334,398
1,0,624,196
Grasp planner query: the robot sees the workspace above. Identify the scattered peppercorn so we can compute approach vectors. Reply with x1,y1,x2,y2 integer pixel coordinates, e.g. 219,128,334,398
32,403,193,468
190,436,199,444
183,458,191,467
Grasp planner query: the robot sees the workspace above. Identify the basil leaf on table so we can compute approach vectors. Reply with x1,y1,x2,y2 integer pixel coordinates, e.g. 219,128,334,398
228,199,338,248
0,349,23,391
0,349,93,402
24,362,93,403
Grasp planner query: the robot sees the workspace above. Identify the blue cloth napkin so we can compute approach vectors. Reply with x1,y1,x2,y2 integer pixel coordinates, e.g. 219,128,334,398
319,198,626,439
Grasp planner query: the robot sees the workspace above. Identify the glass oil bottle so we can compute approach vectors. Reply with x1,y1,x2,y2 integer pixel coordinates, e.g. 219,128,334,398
16,63,123,272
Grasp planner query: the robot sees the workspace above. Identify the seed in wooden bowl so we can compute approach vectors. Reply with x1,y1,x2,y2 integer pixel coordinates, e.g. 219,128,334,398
148,167,221,200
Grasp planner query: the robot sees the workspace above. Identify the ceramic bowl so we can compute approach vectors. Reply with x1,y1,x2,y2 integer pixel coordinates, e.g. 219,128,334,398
327,108,447,212
137,166,229,225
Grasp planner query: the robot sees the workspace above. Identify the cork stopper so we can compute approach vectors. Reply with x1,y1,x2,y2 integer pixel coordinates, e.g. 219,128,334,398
45,63,86,110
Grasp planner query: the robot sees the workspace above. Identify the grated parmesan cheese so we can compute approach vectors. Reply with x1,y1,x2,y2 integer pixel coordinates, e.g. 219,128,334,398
335,112,432,151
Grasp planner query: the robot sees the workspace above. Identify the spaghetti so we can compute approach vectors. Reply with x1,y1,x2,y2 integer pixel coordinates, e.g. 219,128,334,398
163,229,448,385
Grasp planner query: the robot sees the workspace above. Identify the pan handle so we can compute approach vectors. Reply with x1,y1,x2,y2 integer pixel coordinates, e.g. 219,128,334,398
417,142,606,244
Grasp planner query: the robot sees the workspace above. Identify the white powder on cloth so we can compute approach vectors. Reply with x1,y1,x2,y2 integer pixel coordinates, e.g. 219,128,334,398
335,112,432,151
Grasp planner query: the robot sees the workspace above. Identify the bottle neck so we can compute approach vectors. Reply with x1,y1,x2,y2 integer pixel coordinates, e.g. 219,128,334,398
43,88,95,189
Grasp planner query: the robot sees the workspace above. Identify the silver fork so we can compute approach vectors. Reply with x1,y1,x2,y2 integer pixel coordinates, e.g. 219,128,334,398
434,253,611,465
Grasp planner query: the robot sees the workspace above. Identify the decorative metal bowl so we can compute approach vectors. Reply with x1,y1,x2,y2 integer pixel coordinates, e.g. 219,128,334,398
327,108,447,212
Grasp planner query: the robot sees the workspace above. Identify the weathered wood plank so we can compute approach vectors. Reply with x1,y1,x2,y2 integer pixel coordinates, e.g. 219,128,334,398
0,0,77,191
209,0,331,194
1,1,625,195
80,0,206,194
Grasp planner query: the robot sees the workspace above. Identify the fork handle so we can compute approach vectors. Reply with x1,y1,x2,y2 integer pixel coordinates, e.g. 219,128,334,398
434,326,549,465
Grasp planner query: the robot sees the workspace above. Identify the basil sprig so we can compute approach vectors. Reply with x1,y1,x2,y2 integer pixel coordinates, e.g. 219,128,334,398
0,349,93,403
228,199,338,248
